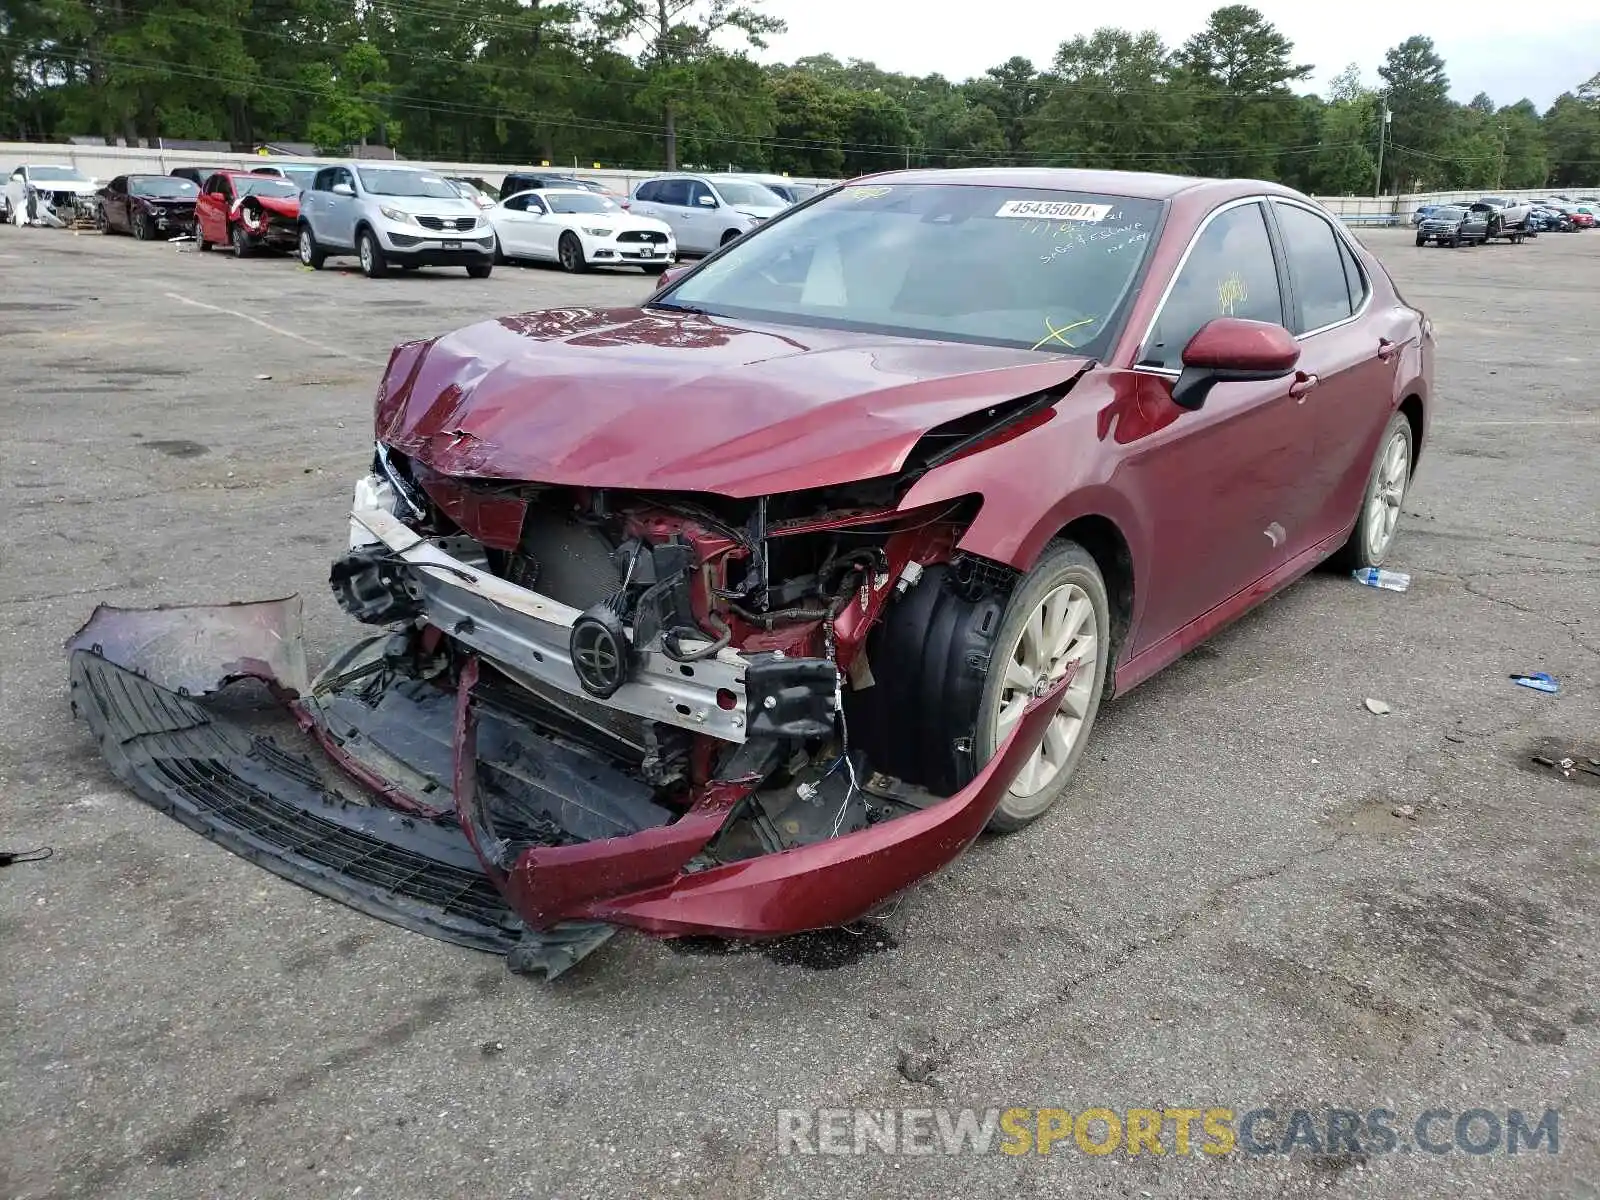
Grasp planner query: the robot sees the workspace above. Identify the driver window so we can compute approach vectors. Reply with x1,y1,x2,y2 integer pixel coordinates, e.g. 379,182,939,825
525,196,547,214
658,180,691,207
110,176,127,193
689,181,715,206
1140,201,1284,372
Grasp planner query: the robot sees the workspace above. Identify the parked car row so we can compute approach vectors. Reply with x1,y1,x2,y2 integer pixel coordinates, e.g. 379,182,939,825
1411,194,1599,245
8,159,821,279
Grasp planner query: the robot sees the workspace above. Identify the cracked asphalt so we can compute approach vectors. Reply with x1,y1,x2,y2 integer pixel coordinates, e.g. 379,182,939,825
2,225,1596,1199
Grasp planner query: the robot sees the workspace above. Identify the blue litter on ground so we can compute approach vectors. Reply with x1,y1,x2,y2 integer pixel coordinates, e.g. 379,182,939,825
1510,672,1560,694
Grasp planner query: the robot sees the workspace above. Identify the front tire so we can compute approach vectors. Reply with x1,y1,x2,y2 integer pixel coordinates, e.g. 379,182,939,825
231,223,253,257
974,541,1111,832
297,224,325,269
1415,233,1426,247
642,263,668,275
358,229,388,278
133,211,151,241
557,232,587,273
1332,410,1413,571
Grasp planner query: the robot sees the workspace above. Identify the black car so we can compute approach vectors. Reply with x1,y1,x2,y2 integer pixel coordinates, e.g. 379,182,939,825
169,166,229,187
1415,203,1490,247
501,172,613,197
97,173,201,239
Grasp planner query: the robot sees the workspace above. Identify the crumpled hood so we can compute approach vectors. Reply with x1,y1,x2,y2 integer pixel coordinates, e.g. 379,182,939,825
375,307,1090,497
36,180,98,196
247,193,300,219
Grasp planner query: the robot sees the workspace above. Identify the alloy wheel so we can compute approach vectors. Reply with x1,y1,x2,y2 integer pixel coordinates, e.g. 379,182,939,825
993,582,1100,799
1366,430,1410,559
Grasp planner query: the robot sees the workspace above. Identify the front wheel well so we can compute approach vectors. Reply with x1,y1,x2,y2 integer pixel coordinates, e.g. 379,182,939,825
1052,515,1134,688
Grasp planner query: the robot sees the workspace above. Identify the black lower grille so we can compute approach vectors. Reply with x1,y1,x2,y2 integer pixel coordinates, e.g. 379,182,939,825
70,651,522,952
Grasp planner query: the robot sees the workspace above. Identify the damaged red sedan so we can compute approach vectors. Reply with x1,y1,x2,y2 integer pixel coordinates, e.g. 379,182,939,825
71,169,1432,977
193,170,300,256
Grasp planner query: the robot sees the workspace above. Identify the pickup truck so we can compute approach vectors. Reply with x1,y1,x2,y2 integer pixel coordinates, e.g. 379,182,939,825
1477,196,1533,240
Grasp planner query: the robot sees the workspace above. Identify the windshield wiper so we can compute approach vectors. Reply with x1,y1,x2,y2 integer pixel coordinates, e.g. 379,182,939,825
646,300,712,316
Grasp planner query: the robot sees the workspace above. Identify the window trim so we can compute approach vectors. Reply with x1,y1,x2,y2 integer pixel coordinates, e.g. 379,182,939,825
1132,195,1283,378
1268,196,1372,338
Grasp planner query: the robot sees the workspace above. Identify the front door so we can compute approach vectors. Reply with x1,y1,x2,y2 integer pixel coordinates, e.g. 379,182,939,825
1121,198,1316,653
197,176,230,242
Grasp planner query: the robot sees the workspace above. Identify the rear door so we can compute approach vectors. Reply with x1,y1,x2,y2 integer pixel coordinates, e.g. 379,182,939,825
1123,198,1316,649
654,179,701,251
1268,199,1402,546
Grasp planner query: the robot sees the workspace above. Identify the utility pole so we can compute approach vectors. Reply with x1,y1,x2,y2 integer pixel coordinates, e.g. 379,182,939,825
1374,92,1391,198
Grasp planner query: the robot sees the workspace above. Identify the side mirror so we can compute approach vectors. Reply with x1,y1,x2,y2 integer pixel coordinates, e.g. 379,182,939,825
655,263,693,290
697,194,717,207
332,182,354,197
1171,318,1300,411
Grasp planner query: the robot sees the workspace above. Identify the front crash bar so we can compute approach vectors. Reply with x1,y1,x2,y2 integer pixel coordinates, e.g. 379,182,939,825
350,506,751,742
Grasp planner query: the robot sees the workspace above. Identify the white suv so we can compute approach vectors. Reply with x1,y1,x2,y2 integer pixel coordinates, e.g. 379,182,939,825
626,174,786,255
296,164,495,278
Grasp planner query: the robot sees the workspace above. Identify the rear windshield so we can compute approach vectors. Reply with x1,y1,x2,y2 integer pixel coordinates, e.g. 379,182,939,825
130,176,199,198
663,183,1162,356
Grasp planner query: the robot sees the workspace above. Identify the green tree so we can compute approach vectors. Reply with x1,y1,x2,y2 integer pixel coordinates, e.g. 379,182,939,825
1028,28,1195,171
596,0,784,169
1377,35,1452,191
1176,4,1311,179
1544,85,1600,187
965,56,1041,163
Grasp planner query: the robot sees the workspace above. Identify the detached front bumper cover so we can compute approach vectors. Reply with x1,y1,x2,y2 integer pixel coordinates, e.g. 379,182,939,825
66,598,1069,973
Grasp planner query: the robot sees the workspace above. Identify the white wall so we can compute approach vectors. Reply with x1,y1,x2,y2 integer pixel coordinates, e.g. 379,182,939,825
2,142,1579,224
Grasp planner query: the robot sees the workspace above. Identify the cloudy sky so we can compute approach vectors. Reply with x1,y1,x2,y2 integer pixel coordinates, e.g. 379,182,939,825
752,1,1599,109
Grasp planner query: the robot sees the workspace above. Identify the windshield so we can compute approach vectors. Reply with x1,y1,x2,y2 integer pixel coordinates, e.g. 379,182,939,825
1432,206,1466,217
546,192,618,214
29,166,91,183
357,168,459,199
787,183,821,200
663,184,1162,354
130,177,199,199
712,180,785,208
236,176,299,197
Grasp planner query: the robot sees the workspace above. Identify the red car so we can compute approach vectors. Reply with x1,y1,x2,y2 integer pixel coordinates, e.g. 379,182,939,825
71,169,1432,976
193,170,301,256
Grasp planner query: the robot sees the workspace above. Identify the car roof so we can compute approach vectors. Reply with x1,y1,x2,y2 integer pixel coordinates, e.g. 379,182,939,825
849,166,1305,203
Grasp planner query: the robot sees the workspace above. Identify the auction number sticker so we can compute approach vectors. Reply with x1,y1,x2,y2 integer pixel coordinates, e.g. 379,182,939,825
996,200,1113,221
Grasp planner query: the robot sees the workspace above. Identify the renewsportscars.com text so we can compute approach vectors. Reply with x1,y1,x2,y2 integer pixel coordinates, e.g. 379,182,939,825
776,1106,1560,1157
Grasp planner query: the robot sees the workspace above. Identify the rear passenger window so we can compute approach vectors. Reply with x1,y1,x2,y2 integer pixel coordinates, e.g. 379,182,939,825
1336,236,1367,315
1274,202,1355,332
1140,201,1283,372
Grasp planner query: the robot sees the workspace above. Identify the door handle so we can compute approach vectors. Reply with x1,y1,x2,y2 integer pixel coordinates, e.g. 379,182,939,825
1377,337,1399,362
1289,371,1320,401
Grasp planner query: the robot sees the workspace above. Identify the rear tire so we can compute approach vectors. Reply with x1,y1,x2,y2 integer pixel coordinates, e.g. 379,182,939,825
466,263,492,278
1332,410,1414,571
642,263,668,275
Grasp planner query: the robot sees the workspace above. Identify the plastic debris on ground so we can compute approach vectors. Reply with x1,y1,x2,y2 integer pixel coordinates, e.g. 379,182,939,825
1363,698,1392,715
1510,672,1559,694
1352,568,1411,592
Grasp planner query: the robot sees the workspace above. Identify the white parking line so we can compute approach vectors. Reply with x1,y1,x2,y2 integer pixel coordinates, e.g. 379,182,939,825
163,292,384,367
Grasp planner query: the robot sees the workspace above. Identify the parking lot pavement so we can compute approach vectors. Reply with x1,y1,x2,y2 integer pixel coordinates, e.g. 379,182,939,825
1,226,1595,1199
